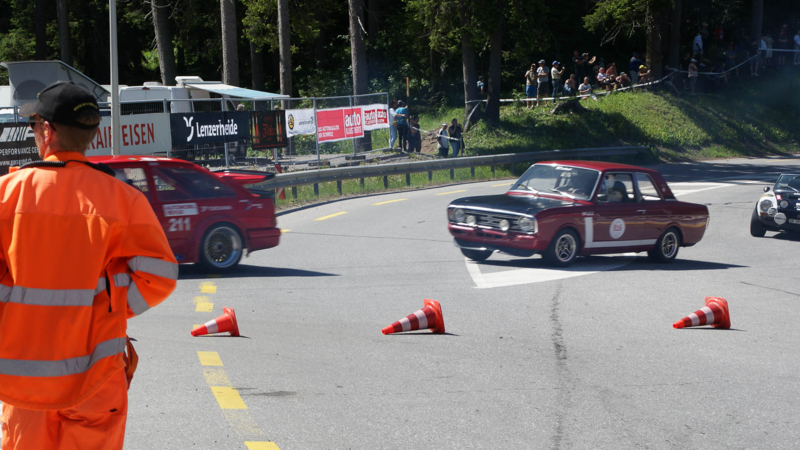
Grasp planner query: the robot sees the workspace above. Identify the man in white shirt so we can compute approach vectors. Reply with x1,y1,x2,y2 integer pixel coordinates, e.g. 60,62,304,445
535,60,550,107
550,61,565,104
578,77,597,101
693,32,704,58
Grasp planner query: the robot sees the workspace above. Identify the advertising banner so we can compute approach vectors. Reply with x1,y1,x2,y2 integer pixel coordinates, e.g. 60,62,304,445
250,110,288,149
87,113,172,156
316,107,364,143
170,111,250,147
361,103,389,131
0,124,39,174
285,108,316,137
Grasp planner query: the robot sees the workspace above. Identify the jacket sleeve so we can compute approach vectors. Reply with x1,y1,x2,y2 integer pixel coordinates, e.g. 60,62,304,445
118,194,178,318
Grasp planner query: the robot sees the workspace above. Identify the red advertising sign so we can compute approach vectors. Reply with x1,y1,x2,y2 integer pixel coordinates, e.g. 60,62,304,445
361,104,390,131
316,108,364,143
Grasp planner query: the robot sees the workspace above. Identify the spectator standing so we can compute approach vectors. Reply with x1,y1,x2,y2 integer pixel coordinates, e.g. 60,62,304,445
564,74,577,96
794,30,800,65
535,60,550,107
550,61,565,103
681,53,693,90
572,51,584,85
436,123,450,158
777,25,789,68
524,64,537,109
629,52,643,84
388,100,397,150
693,32,704,58
477,76,485,95
448,118,463,158
582,53,597,85
395,100,409,151
764,32,774,67
688,58,698,95
408,115,421,153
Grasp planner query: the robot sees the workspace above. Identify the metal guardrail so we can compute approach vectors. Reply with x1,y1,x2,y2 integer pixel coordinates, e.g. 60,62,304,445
262,146,647,191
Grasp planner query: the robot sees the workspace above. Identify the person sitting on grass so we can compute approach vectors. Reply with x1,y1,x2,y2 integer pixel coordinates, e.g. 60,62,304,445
596,67,610,91
616,72,631,89
563,74,578,96
637,65,653,84
578,77,597,101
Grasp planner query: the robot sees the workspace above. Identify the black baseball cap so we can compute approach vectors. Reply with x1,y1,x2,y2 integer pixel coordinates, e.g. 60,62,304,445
20,81,100,130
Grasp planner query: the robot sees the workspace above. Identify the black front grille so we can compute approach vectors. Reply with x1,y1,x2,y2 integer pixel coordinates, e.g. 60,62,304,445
458,209,525,232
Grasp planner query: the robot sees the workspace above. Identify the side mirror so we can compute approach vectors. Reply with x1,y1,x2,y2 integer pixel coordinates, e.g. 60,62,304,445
763,186,770,192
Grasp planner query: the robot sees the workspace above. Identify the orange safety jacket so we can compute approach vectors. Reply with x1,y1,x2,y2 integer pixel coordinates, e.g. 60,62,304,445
0,151,177,410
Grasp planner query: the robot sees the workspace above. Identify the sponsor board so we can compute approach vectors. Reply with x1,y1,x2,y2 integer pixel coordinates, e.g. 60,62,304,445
285,108,316,137
170,112,250,146
316,107,364,143
250,110,288,149
163,203,199,217
361,103,389,131
87,113,171,156
0,124,38,172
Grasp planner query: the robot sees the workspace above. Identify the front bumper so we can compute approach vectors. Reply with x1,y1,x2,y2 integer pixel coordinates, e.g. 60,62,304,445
758,212,800,232
449,224,545,257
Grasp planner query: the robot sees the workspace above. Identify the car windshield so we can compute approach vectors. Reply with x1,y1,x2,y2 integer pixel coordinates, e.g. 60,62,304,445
511,164,599,201
775,174,800,192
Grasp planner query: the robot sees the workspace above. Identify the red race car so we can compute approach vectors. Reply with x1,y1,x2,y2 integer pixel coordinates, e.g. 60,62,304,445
90,155,281,272
447,161,709,266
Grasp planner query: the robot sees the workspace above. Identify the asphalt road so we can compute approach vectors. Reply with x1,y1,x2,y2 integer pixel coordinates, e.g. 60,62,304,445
8,156,800,449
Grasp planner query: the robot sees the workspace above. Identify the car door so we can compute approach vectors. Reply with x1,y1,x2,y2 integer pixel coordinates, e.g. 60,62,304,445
633,172,669,244
586,172,646,252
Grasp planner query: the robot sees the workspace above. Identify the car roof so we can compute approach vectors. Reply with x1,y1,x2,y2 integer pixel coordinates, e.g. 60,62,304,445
536,160,660,174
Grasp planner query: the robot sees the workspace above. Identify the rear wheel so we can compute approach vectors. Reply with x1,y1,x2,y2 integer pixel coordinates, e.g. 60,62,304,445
750,207,767,237
461,248,493,262
199,223,243,272
648,227,680,263
545,229,580,267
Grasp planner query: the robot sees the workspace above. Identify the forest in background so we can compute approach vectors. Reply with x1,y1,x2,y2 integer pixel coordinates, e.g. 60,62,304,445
1,0,798,121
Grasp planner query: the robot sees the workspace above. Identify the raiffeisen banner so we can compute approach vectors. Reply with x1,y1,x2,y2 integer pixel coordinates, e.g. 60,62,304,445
87,113,172,155
170,112,250,146
361,104,389,131
316,107,364,143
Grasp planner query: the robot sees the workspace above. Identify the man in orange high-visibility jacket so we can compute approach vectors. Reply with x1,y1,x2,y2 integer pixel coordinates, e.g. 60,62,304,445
0,82,177,449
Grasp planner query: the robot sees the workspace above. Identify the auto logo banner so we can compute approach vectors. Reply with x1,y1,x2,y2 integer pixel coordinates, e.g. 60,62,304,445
170,111,250,146
316,107,364,143
250,110,288,149
285,108,316,137
361,103,389,131
87,113,172,156
0,124,39,174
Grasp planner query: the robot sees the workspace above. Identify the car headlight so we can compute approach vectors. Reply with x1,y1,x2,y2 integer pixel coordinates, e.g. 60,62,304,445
768,207,777,217
518,216,536,232
780,200,789,209
448,208,455,220
453,208,465,222
760,199,772,213
466,215,476,226
499,219,510,232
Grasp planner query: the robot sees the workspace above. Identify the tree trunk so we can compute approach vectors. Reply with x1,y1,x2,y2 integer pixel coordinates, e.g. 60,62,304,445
152,0,177,86
250,41,264,90
220,0,239,87
35,0,47,59
368,0,380,79
56,0,72,65
667,0,681,69
349,0,371,152
277,0,292,106
458,0,481,131
645,5,663,80
750,0,763,47
484,15,504,124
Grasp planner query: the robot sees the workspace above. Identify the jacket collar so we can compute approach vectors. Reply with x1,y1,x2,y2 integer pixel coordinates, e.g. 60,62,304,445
44,152,89,163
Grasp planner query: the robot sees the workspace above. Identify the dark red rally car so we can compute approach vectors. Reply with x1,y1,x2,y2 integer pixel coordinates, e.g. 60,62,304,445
90,155,280,272
447,161,709,266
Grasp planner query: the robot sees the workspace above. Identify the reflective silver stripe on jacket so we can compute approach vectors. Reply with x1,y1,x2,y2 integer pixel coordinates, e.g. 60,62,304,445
113,273,131,287
126,282,150,316
128,256,179,280
0,285,96,307
0,337,126,377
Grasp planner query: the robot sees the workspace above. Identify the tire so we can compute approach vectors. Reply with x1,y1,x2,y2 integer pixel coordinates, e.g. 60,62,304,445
199,223,244,272
460,248,493,262
545,229,580,267
648,227,681,263
750,207,767,237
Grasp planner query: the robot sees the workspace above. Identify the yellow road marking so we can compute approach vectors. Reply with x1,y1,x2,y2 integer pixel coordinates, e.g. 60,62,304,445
492,182,514,187
197,351,223,367
372,198,407,206
435,190,467,196
203,367,232,386
281,229,291,233
245,443,281,450
195,302,214,312
315,211,347,221
200,282,217,294
194,296,209,304
210,386,248,409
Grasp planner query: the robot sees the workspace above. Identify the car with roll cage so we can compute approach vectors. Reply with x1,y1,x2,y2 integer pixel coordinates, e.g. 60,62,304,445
750,174,800,237
446,161,709,266
88,155,281,272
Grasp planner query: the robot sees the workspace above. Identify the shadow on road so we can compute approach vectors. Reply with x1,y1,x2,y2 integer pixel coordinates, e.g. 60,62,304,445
764,232,800,242
179,264,339,280
475,256,745,272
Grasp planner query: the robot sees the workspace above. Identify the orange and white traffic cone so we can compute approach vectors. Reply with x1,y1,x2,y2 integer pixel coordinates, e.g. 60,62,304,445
382,299,445,335
673,297,730,329
191,307,241,337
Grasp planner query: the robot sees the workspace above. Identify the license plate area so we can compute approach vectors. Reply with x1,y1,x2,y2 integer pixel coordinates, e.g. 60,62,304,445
789,219,800,225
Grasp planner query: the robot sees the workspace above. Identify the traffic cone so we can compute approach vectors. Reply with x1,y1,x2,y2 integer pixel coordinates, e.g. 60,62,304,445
673,297,730,329
382,299,445,335
191,307,241,337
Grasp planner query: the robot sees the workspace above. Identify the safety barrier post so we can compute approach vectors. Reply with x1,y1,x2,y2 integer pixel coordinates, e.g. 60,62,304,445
313,183,319,196
383,176,388,188
406,173,411,186
471,167,475,178
428,171,432,181
337,180,342,194
291,186,297,199
360,178,365,187
450,169,454,180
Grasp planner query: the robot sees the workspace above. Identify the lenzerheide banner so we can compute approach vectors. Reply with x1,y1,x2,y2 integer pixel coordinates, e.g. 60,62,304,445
170,111,250,146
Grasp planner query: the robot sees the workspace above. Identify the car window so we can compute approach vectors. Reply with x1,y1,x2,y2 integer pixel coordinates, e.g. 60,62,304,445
113,167,150,199
512,164,599,201
597,173,634,203
153,166,236,200
635,173,662,201
152,172,193,202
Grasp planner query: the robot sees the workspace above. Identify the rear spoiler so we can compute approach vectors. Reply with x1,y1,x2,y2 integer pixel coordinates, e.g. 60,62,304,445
214,169,276,198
